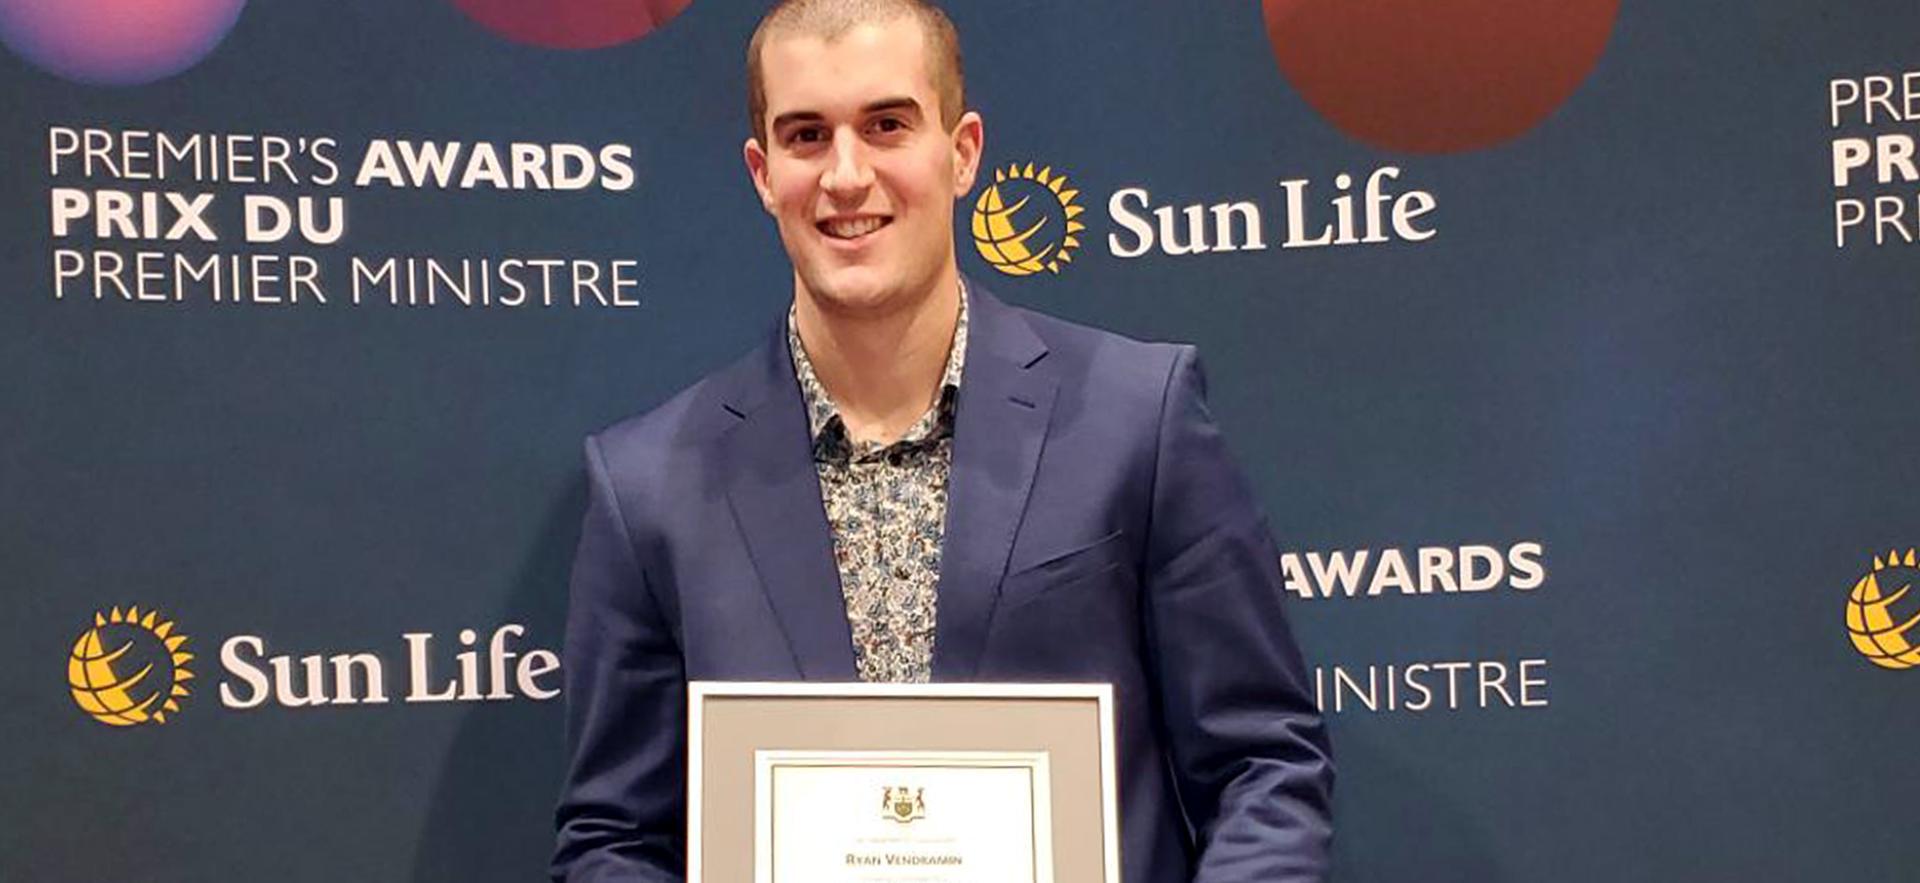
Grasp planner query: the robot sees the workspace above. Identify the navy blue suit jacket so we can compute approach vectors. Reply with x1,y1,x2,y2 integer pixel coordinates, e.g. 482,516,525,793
552,284,1333,882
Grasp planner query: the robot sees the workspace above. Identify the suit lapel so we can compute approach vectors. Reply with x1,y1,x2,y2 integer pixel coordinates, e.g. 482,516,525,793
932,284,1057,680
719,330,859,681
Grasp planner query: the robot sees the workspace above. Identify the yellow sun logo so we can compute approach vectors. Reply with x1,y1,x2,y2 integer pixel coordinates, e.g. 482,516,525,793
971,162,1086,277
68,606,194,726
1846,549,1920,670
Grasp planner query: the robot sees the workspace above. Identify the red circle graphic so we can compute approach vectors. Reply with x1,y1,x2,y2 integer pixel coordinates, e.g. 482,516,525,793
1263,0,1620,154
449,0,694,50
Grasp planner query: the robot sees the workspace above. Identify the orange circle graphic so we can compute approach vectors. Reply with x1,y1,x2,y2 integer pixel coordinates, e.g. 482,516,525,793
1263,0,1620,154
450,0,693,50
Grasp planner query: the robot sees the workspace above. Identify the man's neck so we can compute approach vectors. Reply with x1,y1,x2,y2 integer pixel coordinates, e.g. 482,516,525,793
792,270,963,445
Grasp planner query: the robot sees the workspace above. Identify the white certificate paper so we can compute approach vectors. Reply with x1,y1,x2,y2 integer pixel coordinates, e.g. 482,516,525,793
753,750,1055,883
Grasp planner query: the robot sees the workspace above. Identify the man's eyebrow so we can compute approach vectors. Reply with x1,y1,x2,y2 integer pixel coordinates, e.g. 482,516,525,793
862,97,923,117
770,97,925,132
770,110,826,132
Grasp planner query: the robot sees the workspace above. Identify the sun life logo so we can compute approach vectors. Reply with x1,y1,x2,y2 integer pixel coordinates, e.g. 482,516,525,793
1845,548,1920,670
68,606,194,726
971,163,1085,277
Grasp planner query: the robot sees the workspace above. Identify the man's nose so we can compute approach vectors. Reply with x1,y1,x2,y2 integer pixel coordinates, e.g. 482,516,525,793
820,132,875,197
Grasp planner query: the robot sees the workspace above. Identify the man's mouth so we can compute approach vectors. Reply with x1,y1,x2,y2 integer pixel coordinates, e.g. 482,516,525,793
818,216,891,240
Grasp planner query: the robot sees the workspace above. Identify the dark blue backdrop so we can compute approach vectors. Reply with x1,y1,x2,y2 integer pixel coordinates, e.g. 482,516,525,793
4,1,1917,880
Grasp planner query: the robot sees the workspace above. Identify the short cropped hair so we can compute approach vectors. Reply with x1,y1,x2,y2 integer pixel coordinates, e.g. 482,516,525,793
746,0,966,144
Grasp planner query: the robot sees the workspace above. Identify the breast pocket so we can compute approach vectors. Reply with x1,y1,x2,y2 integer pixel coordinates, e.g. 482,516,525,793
998,529,1129,610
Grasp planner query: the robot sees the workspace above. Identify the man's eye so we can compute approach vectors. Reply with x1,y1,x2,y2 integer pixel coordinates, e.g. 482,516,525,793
871,118,907,134
789,128,826,145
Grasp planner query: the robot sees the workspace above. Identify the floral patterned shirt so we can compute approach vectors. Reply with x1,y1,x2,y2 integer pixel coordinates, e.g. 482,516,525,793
787,286,968,683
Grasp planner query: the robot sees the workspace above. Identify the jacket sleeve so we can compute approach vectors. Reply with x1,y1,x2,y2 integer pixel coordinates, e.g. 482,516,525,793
1142,346,1335,882
551,433,687,882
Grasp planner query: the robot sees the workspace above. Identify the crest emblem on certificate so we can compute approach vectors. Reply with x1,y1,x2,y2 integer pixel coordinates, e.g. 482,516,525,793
880,786,927,824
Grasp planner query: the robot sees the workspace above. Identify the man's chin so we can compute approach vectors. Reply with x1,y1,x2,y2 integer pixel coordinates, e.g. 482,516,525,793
802,270,907,317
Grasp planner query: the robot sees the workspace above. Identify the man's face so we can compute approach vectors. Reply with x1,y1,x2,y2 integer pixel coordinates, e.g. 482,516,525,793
745,18,982,317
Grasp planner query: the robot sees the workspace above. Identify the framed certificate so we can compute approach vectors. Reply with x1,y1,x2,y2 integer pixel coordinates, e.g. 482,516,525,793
689,682,1119,883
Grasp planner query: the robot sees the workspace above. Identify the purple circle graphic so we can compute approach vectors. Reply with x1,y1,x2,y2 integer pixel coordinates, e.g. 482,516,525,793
0,0,247,86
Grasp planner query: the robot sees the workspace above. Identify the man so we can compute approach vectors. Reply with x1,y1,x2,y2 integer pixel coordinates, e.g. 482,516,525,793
551,1,1333,880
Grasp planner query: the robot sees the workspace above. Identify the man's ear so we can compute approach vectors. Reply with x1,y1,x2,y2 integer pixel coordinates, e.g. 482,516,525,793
950,111,985,196
743,137,776,213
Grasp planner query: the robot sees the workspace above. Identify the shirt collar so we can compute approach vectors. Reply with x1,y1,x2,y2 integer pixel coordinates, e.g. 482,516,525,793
787,279,970,450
